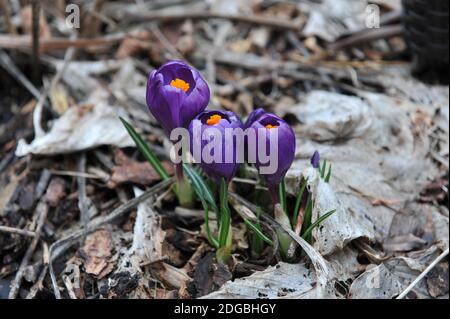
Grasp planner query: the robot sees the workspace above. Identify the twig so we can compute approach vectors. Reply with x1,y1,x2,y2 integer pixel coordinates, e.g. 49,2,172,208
0,0,17,34
35,169,52,199
48,178,173,299
0,147,16,173
328,24,403,52
8,201,48,299
25,265,48,299
77,154,90,229
0,33,125,51
31,0,41,84
125,11,302,31
62,275,77,299
0,50,42,100
140,256,169,268
25,242,49,299
50,169,103,180
0,226,36,238
396,248,449,299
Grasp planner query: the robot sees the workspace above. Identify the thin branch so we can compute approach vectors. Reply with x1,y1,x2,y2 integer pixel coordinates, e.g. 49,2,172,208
0,50,42,100
0,33,125,51
8,201,48,299
125,11,302,31
31,0,41,84
0,226,36,238
328,24,403,52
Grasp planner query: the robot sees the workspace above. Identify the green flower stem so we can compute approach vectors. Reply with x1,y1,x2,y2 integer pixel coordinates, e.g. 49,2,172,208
203,205,219,248
274,203,293,261
278,179,287,214
217,178,232,263
175,163,194,208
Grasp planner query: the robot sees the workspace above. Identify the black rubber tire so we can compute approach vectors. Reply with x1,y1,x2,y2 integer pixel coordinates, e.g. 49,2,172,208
402,0,449,81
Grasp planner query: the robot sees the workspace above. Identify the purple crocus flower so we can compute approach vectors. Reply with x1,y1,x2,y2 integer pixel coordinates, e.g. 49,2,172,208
188,110,243,182
310,150,320,168
146,61,210,135
244,107,266,128
247,110,295,193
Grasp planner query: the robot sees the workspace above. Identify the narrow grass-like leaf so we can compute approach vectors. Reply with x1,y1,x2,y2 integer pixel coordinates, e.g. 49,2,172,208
119,117,170,180
302,195,313,233
218,178,231,248
279,178,287,214
244,219,273,245
182,165,220,247
183,164,218,214
201,201,219,248
301,209,336,240
320,160,327,178
325,164,332,183
292,178,308,226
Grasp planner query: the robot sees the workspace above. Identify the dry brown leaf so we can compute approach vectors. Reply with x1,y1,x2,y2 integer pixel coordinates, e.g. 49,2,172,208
81,229,114,279
108,150,173,188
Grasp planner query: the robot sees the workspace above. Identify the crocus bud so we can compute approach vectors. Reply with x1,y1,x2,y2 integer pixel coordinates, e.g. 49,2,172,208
188,110,243,182
310,150,320,168
248,110,296,189
146,61,210,135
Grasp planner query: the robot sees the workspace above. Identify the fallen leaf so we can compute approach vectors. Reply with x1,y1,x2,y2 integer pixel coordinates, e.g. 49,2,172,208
81,229,114,278
15,89,134,156
426,262,449,298
107,150,173,188
202,262,335,299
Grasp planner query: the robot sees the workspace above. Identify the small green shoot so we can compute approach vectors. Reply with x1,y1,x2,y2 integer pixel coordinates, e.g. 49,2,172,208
301,209,336,240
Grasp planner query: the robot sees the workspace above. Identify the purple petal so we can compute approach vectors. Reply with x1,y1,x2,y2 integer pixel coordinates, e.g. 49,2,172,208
244,108,266,128
157,60,196,92
249,113,296,188
188,110,243,182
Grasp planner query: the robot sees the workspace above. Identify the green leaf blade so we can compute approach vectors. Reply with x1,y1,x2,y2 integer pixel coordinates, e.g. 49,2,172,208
244,219,273,246
119,117,170,180
301,209,337,241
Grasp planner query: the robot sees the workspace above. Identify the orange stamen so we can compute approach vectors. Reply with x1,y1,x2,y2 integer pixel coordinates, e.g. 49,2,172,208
170,78,190,92
265,124,278,129
206,114,222,125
